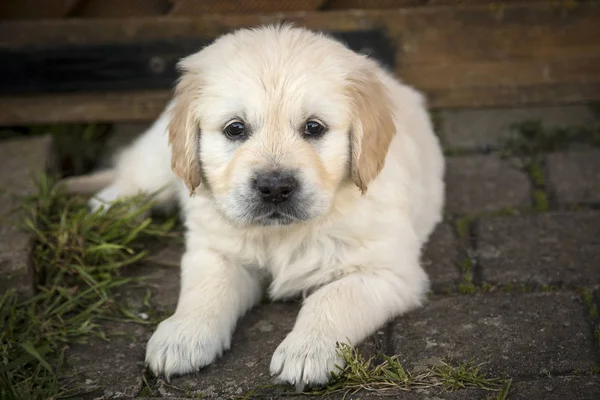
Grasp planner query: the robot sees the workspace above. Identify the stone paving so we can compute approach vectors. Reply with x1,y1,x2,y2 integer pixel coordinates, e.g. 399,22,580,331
0,135,53,300
1,105,600,399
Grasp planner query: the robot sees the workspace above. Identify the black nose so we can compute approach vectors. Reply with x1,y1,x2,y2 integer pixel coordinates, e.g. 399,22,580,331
254,171,298,204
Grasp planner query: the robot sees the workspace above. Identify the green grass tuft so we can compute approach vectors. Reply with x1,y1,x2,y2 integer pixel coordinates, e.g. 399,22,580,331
307,342,505,397
487,379,512,400
539,284,559,293
481,282,495,293
0,175,177,399
458,283,478,295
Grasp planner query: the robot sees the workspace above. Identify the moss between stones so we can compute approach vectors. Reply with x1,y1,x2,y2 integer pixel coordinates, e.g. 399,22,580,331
532,189,550,212
503,119,600,156
581,290,599,319
430,108,443,137
589,365,600,375
455,216,473,240
500,118,600,213
455,282,565,296
138,385,158,397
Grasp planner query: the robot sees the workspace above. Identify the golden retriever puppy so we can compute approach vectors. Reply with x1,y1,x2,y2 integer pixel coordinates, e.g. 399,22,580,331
87,24,445,390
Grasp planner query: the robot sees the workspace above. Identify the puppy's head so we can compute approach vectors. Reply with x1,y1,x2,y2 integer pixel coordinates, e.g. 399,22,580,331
169,25,395,226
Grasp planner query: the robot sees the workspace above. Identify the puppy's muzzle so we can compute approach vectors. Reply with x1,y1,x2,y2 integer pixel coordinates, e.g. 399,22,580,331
253,170,298,205
246,170,309,225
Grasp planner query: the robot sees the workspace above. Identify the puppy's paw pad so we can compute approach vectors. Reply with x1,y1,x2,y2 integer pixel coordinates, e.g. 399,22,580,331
269,333,342,391
145,316,229,379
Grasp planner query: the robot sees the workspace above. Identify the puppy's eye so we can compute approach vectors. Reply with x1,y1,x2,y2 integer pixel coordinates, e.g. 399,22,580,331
304,120,326,138
223,120,246,139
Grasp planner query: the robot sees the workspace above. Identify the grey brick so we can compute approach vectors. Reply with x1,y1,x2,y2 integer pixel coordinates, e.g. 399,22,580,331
422,223,462,292
63,246,182,399
164,302,299,398
118,263,180,317
439,105,597,150
64,321,150,399
509,376,600,400
123,241,184,315
547,150,600,205
162,303,389,398
285,388,489,399
147,391,488,400
476,212,600,286
0,135,52,299
445,155,531,214
391,293,595,378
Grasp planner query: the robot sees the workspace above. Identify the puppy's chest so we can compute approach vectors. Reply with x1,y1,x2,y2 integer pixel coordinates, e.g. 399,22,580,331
241,231,360,299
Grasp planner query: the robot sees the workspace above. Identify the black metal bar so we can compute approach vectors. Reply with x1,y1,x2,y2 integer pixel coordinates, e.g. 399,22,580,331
0,30,394,95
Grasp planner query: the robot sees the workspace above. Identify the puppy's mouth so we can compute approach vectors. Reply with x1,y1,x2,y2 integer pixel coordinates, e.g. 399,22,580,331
256,209,300,226
245,200,313,226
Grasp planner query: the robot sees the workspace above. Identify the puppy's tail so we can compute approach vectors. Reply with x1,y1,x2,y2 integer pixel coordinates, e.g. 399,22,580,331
57,169,116,195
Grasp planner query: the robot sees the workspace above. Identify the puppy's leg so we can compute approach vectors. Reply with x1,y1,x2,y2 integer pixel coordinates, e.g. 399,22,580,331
146,247,263,379
270,265,428,391
88,106,179,213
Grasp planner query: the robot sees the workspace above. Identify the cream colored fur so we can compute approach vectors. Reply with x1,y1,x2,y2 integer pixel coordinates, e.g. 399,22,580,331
84,25,445,390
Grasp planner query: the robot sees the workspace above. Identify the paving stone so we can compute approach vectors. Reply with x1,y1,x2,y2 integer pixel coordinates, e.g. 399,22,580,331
476,212,600,286
421,223,462,292
147,383,488,399
161,302,299,398
445,155,531,215
508,376,600,400
438,105,597,150
391,293,596,378
120,241,184,315
277,388,489,400
150,389,489,400
144,376,600,400
0,135,53,299
64,321,152,399
115,263,180,325
546,149,600,205
62,242,183,399
162,302,388,398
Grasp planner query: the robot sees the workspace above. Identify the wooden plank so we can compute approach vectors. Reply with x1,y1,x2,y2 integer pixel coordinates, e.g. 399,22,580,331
0,91,171,124
0,30,393,94
69,0,171,18
326,0,549,9
0,1,598,124
0,0,81,20
169,0,327,15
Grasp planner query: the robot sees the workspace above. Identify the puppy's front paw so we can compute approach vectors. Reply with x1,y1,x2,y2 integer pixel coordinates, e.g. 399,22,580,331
270,332,343,391
145,315,229,379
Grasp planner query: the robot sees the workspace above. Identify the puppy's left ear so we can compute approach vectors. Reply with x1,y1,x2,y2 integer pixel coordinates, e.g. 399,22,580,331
168,72,203,196
348,64,396,194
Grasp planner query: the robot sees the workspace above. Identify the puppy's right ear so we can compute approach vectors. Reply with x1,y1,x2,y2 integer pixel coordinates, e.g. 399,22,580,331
168,72,202,196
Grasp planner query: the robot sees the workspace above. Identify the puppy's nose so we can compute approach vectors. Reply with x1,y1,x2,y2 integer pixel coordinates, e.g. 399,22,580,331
254,171,298,204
